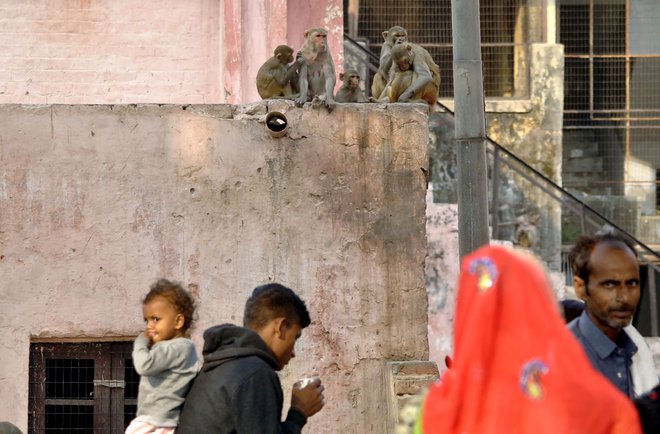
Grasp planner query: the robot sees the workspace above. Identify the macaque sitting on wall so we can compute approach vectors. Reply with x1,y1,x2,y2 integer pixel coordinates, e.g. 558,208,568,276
256,45,302,99
295,27,336,109
371,26,408,99
382,43,440,110
335,69,369,103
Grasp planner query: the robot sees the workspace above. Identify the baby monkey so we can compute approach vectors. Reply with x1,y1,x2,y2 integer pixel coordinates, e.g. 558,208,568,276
335,69,369,103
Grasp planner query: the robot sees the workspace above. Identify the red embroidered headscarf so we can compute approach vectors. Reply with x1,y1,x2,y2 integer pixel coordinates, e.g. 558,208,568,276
421,245,641,434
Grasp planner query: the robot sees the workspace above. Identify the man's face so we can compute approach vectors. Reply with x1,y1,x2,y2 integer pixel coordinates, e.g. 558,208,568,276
272,321,302,369
575,242,640,340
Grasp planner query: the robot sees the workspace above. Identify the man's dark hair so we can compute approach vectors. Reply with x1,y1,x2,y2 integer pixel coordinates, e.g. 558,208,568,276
560,299,584,323
568,231,638,286
144,278,196,332
243,283,311,330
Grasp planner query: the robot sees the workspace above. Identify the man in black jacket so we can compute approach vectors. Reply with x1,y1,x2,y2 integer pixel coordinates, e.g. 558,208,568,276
176,283,324,434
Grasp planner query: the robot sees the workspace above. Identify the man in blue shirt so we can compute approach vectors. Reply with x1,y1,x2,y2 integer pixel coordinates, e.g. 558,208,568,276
567,232,641,398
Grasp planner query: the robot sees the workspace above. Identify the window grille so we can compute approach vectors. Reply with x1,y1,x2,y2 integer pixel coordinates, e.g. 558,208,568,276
344,0,530,98
560,0,660,225
29,342,138,434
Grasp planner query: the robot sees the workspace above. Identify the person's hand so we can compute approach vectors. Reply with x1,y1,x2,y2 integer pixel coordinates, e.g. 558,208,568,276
136,332,153,347
291,377,325,418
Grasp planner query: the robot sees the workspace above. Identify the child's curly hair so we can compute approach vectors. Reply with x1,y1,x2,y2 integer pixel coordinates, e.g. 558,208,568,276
144,278,196,332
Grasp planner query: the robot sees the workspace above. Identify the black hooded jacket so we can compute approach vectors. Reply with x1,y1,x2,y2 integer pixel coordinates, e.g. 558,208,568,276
176,324,307,434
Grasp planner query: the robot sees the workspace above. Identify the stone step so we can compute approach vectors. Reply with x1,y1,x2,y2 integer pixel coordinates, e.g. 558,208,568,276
564,156,604,173
385,361,439,433
565,147,601,159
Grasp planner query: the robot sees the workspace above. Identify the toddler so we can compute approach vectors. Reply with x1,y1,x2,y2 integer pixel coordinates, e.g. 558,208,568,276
125,279,200,434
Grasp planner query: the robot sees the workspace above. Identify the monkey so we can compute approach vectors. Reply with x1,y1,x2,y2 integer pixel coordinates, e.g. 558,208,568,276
256,45,302,99
335,69,369,103
371,26,408,100
295,28,336,110
382,43,440,109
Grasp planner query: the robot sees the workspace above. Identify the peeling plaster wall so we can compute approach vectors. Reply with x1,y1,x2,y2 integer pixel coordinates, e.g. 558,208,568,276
425,199,460,371
0,102,429,433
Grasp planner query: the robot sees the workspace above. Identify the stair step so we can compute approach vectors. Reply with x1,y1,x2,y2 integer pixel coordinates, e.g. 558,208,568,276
564,157,603,172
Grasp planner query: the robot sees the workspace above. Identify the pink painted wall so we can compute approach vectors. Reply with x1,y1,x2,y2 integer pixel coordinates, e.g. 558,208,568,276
0,0,222,103
0,0,343,105
286,0,344,77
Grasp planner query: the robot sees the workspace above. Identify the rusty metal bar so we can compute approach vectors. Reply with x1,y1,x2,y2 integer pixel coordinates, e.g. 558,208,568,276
563,124,660,128
565,54,660,59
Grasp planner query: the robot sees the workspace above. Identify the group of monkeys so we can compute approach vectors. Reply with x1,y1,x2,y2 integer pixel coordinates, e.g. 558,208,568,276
255,26,440,110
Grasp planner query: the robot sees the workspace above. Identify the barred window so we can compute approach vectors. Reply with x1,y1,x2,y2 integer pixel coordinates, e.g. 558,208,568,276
29,342,138,434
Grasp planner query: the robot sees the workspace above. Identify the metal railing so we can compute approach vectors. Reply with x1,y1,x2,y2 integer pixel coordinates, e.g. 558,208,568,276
465,99,660,336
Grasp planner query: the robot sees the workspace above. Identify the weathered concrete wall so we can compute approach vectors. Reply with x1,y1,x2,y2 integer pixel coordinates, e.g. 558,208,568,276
425,199,459,369
0,0,344,105
0,102,429,433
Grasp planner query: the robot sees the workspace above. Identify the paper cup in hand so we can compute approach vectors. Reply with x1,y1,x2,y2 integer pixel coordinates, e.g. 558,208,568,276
298,376,319,388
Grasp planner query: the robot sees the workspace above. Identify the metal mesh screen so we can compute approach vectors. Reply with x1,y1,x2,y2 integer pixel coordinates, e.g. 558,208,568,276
29,342,136,434
560,0,660,234
347,0,530,98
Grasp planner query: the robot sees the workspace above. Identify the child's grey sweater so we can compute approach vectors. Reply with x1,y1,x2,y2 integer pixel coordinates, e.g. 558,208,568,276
132,334,199,427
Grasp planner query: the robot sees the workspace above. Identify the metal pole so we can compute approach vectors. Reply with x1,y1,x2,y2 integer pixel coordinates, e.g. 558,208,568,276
547,0,557,44
347,0,359,39
451,0,490,258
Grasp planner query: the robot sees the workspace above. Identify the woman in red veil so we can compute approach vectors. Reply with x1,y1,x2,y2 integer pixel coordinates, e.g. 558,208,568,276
418,245,642,434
